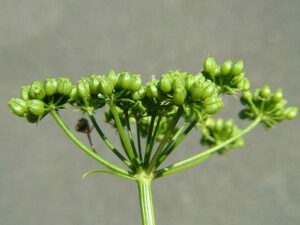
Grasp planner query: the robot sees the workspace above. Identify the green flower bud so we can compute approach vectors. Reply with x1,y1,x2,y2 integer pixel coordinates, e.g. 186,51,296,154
271,88,283,103
205,118,215,128
172,78,185,91
203,96,218,107
203,56,218,74
77,79,90,98
231,60,244,76
241,90,252,105
236,78,250,91
204,97,223,114
284,107,298,120
26,113,39,123
173,88,186,105
231,73,245,86
146,82,158,98
211,66,221,76
130,75,142,92
89,75,101,95
224,119,234,130
118,72,132,89
260,85,271,98
107,70,118,86
44,78,58,96
252,89,260,103
242,78,251,90
158,76,172,93
99,78,114,96
21,85,30,100
220,60,232,75
29,81,45,100
185,75,196,92
132,87,146,100
57,78,73,95
205,102,222,114
69,86,78,100
28,99,45,116
202,81,215,99
194,74,205,83
190,82,204,100
8,98,27,117
215,118,224,132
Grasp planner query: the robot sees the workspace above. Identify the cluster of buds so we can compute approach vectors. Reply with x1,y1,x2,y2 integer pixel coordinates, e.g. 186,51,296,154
8,57,297,133
70,71,142,110
239,85,298,127
7,78,73,123
145,70,223,117
201,118,244,154
202,56,250,94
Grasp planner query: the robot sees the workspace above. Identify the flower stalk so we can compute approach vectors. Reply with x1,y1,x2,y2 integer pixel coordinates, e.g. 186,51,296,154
137,173,156,225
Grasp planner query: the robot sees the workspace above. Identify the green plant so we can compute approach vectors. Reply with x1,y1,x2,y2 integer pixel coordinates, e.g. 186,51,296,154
8,56,297,225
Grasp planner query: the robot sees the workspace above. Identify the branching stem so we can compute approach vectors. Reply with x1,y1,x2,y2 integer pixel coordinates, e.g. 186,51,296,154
147,107,183,174
89,114,133,169
109,103,139,168
154,117,261,178
50,110,134,179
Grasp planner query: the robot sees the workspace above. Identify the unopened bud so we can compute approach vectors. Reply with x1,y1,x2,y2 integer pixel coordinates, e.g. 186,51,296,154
8,98,27,117
220,60,232,76
284,107,298,120
44,78,58,96
28,99,45,116
29,81,45,100
231,60,244,76
57,78,73,95
203,56,218,74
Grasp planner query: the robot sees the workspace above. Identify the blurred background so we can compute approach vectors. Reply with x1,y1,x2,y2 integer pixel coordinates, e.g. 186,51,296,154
0,1,299,225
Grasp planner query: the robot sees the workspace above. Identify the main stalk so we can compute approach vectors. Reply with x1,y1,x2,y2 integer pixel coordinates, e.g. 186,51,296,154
137,172,156,225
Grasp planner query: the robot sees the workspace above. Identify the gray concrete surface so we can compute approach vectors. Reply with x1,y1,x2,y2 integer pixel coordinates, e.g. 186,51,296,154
0,1,299,225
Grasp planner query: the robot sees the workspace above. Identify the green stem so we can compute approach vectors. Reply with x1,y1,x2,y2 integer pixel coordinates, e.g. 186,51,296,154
144,111,157,165
147,107,183,174
137,174,156,225
148,115,163,157
109,103,139,168
155,119,197,169
89,114,133,169
124,110,139,161
50,110,133,180
154,117,261,178
136,119,143,161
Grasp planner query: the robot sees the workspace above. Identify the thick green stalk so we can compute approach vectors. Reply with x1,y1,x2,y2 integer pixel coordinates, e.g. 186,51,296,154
50,110,133,180
137,174,156,225
154,117,261,178
88,114,133,169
